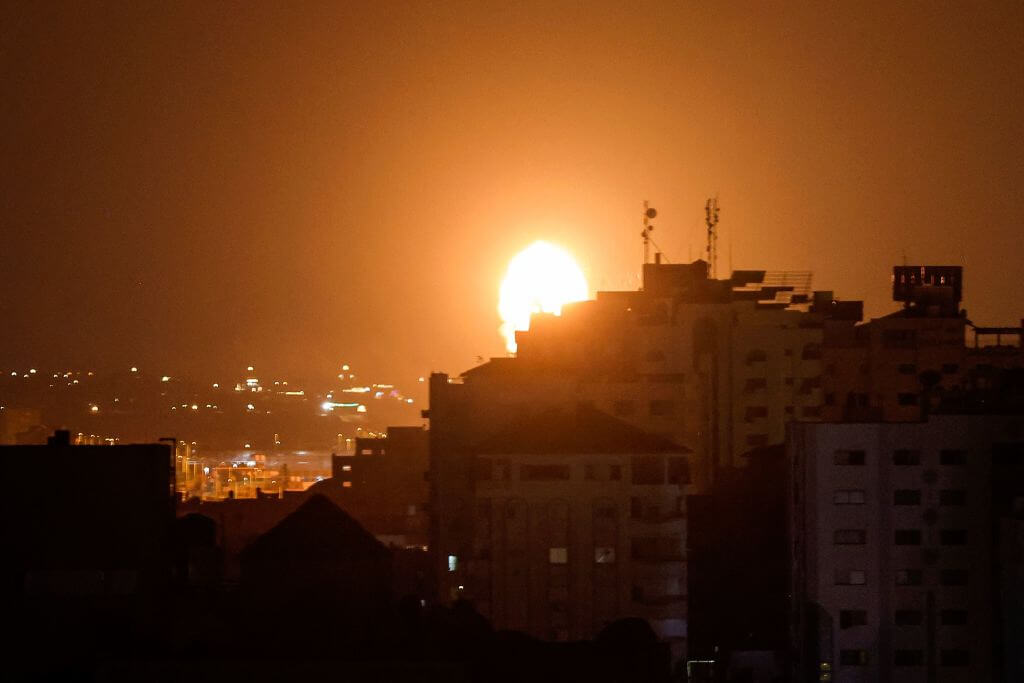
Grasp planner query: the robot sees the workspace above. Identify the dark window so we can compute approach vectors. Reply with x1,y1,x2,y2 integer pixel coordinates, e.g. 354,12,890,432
940,449,967,465
942,363,959,374
609,465,622,481
940,529,968,546
895,569,923,586
835,450,866,466
839,650,869,666
897,393,919,406
630,497,643,519
649,399,674,417
898,363,917,375
835,529,867,545
894,610,923,626
520,464,570,481
801,343,822,360
894,489,922,505
834,489,866,505
745,434,769,447
474,457,492,481
824,392,836,406
584,464,597,480
940,569,969,586
894,529,922,545
839,610,867,628
632,456,665,485
835,569,866,585
744,377,767,392
613,400,635,417
744,406,768,421
940,649,970,667
939,489,967,505
801,406,822,418
667,457,689,485
893,449,921,465
800,376,822,394
894,650,924,666
746,349,767,363
940,609,968,625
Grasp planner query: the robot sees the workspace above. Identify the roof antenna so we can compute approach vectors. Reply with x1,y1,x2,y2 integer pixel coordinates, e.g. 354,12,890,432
641,200,657,264
705,197,720,279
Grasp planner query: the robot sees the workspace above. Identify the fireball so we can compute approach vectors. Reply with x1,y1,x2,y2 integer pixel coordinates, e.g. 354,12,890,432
498,241,588,353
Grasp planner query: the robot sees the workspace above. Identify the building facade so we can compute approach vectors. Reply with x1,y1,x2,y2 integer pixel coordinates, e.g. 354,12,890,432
788,415,1023,682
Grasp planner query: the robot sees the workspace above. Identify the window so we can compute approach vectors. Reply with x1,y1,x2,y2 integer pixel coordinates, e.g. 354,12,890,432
940,449,967,465
613,400,635,417
894,650,923,666
839,650,869,666
801,406,822,418
895,569,923,586
824,392,836,406
940,529,968,546
940,609,968,625
834,529,867,545
801,343,822,360
745,434,769,447
474,457,493,481
894,489,922,505
940,569,969,586
649,399,675,417
940,489,967,506
744,406,768,421
839,610,867,628
897,363,917,375
894,610,922,626
895,529,922,545
897,393,919,406
342,480,352,488
941,650,970,667
447,555,458,572
746,349,767,363
632,455,665,485
667,457,689,485
834,489,866,505
584,464,597,480
835,570,866,585
609,465,622,481
548,547,568,564
744,378,767,392
594,547,615,564
521,464,570,481
834,449,866,466
893,449,921,465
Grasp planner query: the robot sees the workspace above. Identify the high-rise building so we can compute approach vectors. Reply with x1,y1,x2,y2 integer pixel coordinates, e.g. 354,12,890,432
788,413,1023,682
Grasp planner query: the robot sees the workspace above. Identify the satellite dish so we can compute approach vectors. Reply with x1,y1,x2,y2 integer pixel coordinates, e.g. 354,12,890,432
645,208,657,219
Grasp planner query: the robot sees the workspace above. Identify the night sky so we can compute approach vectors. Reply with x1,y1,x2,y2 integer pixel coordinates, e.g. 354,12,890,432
3,1,1022,382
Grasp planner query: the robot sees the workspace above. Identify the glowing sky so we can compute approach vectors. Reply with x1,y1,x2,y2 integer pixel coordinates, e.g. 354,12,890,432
2,1,1021,382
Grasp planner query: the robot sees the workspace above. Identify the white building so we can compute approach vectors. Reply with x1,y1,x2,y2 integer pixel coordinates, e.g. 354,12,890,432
788,414,1023,682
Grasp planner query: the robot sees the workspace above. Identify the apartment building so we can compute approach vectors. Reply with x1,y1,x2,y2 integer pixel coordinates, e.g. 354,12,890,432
788,414,1023,682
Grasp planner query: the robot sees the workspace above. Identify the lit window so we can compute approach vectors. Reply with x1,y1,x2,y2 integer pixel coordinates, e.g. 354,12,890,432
342,481,352,488
447,555,458,572
594,547,615,564
549,547,568,564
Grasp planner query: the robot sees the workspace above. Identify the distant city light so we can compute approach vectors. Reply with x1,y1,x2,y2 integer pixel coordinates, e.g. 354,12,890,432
406,398,414,403
190,404,198,410
342,364,350,371
161,376,170,382
89,405,99,413
247,365,254,372
212,383,219,388
418,376,425,382
321,401,334,412
357,404,367,413
29,368,36,374
130,367,138,373
246,403,255,410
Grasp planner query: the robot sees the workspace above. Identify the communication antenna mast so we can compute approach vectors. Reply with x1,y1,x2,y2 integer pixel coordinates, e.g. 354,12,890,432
641,201,657,264
705,197,720,279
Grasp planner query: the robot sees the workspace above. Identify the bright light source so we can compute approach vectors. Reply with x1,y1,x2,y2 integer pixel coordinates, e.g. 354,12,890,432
161,376,170,382
130,367,138,373
322,401,334,412
448,555,458,572
246,403,255,410
498,240,587,353
342,364,350,371
89,405,99,413
247,365,254,372
29,368,36,374
357,404,367,413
